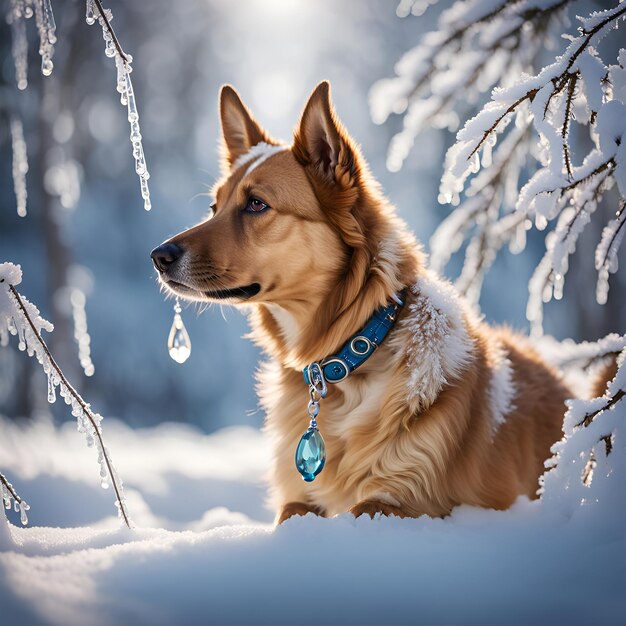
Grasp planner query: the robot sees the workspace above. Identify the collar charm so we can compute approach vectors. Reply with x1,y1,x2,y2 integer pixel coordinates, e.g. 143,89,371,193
294,291,406,482
295,362,327,482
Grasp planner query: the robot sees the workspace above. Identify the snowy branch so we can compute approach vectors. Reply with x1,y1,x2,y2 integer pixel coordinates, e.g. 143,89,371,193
380,1,626,319
371,0,569,172
0,263,132,528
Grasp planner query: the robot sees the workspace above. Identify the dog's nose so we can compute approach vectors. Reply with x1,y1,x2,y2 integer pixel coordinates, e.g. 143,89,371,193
151,243,183,273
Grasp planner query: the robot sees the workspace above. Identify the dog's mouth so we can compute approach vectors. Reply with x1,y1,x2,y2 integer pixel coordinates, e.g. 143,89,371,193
163,278,261,302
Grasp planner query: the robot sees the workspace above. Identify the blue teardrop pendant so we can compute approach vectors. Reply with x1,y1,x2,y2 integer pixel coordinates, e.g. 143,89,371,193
295,426,326,482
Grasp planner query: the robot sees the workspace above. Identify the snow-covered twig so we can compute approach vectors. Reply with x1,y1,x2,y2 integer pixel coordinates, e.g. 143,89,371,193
0,263,132,528
0,471,30,525
87,0,152,211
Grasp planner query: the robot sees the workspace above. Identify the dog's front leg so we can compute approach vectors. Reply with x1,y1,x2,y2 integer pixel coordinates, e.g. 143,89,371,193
349,500,410,520
276,501,326,525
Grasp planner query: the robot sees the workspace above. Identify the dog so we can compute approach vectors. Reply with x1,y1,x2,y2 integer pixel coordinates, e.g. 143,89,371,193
151,81,571,524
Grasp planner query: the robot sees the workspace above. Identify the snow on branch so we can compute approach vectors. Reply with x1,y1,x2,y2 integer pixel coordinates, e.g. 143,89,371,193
541,332,626,370
0,262,132,528
541,349,626,515
380,0,626,325
371,0,569,172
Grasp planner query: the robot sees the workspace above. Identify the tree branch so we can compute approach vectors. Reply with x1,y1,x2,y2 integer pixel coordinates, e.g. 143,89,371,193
577,389,626,428
92,0,130,64
6,283,131,529
0,472,22,505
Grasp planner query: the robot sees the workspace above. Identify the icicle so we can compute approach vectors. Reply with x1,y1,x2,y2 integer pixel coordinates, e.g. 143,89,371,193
10,117,29,217
70,288,95,376
9,9,29,90
33,0,57,77
47,372,56,403
88,2,152,211
85,0,95,24
19,501,30,525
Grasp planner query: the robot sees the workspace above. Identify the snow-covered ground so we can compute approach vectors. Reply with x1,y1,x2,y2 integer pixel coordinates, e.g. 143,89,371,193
1,414,625,626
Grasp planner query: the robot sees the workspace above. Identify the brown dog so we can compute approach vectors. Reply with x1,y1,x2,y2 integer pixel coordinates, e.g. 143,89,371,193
151,81,570,524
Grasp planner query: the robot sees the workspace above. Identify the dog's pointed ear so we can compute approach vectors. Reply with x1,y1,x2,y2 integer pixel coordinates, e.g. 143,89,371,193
219,85,277,171
293,81,359,186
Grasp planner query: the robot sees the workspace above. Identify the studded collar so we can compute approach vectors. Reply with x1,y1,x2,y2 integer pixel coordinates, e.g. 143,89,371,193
303,290,406,386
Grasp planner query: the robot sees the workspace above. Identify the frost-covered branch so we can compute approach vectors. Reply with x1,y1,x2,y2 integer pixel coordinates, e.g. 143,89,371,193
0,263,132,528
87,0,152,211
540,347,626,514
0,471,30,526
371,0,569,172
379,1,626,320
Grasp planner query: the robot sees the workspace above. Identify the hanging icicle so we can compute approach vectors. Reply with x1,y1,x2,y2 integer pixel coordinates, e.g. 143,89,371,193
6,1,57,87
10,116,29,217
87,0,152,211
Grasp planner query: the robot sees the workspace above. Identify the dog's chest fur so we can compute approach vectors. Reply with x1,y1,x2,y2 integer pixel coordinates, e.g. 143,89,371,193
260,271,507,517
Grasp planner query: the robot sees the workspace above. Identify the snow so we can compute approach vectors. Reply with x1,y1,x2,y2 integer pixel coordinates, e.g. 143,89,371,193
488,345,516,435
1,411,625,626
401,272,475,412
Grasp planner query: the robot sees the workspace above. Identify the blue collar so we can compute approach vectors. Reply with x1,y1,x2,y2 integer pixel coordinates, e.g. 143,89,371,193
303,291,406,386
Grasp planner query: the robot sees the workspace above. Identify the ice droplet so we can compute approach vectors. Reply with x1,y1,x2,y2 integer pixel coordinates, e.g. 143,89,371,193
86,0,96,24
41,57,53,76
168,302,191,364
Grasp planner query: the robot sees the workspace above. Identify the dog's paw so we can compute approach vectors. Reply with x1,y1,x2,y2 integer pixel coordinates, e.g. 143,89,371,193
277,501,325,525
349,500,409,520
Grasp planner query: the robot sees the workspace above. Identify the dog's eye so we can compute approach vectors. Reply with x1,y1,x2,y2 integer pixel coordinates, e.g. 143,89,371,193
244,197,270,213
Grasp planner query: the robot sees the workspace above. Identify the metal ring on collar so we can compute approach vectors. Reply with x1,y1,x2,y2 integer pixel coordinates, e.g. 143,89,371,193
350,335,373,356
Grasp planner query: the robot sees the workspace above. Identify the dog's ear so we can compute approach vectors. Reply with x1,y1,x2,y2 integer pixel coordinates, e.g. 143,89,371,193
219,85,277,171
293,81,359,186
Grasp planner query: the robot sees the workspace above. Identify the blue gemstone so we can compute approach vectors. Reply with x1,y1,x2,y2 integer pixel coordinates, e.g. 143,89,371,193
295,427,326,482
